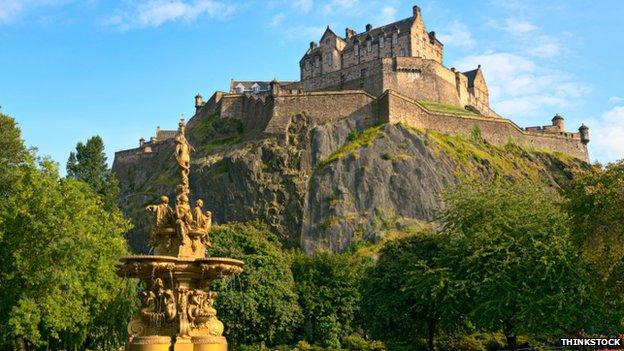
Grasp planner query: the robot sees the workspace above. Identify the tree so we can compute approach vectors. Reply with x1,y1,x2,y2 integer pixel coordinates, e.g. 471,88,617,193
208,222,302,347
0,116,136,350
291,251,372,347
563,160,624,332
66,135,119,209
439,180,587,351
0,113,32,196
361,229,454,351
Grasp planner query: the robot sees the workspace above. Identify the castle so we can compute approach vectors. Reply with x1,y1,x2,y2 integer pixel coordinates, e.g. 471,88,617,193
116,5,590,162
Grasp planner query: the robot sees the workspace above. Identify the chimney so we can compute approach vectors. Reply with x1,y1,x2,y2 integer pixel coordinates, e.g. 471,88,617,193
365,24,372,32
413,5,421,17
309,41,317,50
270,79,281,96
345,27,356,39
139,138,145,147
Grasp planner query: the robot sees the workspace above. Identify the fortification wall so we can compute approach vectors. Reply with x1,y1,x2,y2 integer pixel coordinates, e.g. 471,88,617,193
264,90,378,136
382,91,589,161
293,59,386,96
218,94,275,133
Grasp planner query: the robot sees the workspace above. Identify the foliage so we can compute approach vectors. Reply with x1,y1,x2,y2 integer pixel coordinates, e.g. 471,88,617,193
291,251,372,346
439,180,588,350
209,222,302,347
190,112,244,153
417,100,479,116
66,135,119,209
563,160,624,332
362,228,455,350
317,125,383,169
0,155,134,349
0,113,32,196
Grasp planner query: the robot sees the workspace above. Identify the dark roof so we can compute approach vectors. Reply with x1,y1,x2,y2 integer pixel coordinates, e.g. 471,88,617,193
463,69,479,88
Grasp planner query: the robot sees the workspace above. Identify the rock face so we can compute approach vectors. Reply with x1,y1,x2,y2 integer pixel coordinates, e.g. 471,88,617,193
114,115,587,254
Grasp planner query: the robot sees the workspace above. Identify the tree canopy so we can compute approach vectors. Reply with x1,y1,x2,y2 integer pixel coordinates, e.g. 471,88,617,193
66,135,119,209
0,114,135,350
208,222,302,347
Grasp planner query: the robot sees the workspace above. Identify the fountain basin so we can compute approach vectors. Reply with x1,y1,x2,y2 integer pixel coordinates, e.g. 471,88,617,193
117,255,244,281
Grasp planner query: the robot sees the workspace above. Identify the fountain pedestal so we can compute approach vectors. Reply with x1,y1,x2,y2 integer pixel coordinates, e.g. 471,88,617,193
116,118,244,351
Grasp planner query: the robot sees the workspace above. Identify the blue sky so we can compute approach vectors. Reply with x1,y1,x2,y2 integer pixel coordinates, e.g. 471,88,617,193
1,0,623,169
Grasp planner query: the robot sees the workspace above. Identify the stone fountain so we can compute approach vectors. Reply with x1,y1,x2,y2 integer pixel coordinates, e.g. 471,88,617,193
117,118,243,351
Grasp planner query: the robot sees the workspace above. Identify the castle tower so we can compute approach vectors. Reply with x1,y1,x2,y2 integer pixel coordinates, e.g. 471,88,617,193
195,93,204,111
579,124,590,145
552,114,565,132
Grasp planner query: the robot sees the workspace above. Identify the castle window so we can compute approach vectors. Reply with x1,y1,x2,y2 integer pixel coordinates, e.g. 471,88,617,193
367,40,372,52
327,52,332,66
392,32,398,44
354,43,359,56
399,48,405,56
360,68,367,78
379,36,384,48
315,58,320,68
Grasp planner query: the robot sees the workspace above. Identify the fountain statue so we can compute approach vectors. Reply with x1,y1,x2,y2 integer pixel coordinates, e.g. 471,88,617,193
117,118,243,351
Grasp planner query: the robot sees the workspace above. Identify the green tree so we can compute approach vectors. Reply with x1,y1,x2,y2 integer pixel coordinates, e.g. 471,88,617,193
563,160,624,332
362,229,454,351
208,222,302,347
440,180,587,350
0,113,32,196
291,251,372,346
66,135,119,209
0,116,136,350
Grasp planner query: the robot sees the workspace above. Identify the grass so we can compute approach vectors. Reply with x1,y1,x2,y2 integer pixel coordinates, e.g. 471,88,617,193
417,100,480,116
317,125,384,169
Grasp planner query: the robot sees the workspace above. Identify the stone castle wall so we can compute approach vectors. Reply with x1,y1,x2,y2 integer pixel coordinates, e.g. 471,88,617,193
380,90,588,160
291,57,492,117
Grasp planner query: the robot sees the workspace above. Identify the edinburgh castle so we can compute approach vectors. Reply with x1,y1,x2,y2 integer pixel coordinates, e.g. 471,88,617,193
116,5,590,162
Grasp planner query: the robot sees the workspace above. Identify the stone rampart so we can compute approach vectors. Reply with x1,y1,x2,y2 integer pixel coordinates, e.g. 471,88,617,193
381,90,589,160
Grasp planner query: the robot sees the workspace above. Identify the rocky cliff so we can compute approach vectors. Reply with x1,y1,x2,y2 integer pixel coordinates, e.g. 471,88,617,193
113,113,587,253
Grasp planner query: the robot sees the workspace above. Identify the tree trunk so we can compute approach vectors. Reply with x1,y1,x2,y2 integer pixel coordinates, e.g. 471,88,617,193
504,321,517,351
427,318,436,351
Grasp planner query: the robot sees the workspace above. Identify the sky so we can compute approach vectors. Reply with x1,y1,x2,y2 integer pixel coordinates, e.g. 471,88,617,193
1,0,623,170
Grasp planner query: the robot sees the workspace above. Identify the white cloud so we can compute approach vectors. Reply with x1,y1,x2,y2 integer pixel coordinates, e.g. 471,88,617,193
269,13,284,27
528,42,560,58
106,0,235,29
377,6,397,25
452,52,586,119
282,25,325,41
322,0,359,16
437,20,475,50
292,0,312,13
0,0,24,23
502,17,537,35
609,96,624,104
588,106,624,163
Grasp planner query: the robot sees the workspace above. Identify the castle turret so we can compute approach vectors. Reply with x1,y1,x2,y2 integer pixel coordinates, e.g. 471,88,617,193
270,79,281,96
552,114,565,132
579,124,590,145
195,93,204,111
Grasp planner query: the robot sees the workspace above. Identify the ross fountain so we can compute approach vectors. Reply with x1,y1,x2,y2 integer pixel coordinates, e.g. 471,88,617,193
117,118,244,351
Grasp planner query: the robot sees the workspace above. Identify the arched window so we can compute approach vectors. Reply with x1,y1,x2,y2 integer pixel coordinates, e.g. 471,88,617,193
379,36,384,48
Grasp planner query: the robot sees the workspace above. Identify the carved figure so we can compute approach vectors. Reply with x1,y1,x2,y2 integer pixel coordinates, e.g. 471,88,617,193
146,196,174,246
175,194,193,243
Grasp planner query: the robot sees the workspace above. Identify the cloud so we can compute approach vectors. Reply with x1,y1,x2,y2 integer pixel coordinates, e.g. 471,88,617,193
589,106,624,163
452,52,586,119
609,96,624,104
269,13,284,27
292,0,312,13
105,0,235,29
0,0,24,23
528,42,560,58
437,20,475,50
502,17,537,35
322,0,359,16
377,6,397,25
